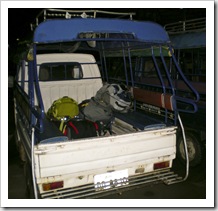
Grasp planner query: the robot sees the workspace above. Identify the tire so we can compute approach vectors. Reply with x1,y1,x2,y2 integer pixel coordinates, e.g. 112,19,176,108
176,132,205,167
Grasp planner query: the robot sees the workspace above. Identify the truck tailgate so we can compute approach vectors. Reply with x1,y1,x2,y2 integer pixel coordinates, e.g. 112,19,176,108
34,126,177,197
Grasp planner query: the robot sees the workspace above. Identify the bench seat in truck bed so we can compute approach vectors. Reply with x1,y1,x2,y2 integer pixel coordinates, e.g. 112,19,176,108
114,111,167,131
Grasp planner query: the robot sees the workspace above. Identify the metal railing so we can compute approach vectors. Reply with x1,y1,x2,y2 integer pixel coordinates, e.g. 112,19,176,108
31,8,136,31
164,17,206,34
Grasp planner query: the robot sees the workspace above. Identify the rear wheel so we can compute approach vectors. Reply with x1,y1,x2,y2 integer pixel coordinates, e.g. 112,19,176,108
177,132,205,167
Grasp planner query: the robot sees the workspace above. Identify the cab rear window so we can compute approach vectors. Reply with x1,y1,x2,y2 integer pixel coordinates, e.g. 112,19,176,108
39,63,83,81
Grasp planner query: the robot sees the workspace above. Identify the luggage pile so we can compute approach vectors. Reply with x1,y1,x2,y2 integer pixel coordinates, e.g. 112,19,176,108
47,83,133,140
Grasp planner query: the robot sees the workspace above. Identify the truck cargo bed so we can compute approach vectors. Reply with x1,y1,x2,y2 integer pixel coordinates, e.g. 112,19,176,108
39,110,169,144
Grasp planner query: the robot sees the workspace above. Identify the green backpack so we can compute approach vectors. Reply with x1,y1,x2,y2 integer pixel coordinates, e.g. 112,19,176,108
47,96,79,121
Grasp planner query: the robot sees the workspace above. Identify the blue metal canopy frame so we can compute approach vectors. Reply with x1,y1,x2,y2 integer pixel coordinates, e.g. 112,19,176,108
33,18,170,44
29,16,199,134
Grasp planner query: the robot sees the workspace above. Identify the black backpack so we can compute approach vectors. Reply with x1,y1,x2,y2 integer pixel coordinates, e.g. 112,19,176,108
63,119,99,140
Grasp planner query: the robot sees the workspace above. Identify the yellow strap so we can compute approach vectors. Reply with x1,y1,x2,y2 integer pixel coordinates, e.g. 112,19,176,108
62,125,67,134
59,119,65,131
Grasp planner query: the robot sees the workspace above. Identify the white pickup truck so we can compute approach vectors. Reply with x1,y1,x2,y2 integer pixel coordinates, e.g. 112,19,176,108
14,9,199,199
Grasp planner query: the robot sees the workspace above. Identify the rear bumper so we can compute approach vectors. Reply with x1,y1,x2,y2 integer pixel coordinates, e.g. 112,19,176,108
40,168,182,199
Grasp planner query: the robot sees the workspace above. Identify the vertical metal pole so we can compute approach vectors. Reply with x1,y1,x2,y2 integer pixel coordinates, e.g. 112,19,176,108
160,46,175,96
43,9,46,22
127,46,134,87
99,52,105,80
28,61,34,109
167,114,189,185
31,127,38,199
151,47,166,94
130,14,133,20
160,46,177,125
122,42,128,86
101,43,108,83
171,49,200,102
32,44,45,132
28,56,35,132
151,46,168,123
21,60,25,89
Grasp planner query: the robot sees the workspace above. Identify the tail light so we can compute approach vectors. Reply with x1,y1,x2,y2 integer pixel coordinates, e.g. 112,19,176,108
153,161,170,170
42,181,64,191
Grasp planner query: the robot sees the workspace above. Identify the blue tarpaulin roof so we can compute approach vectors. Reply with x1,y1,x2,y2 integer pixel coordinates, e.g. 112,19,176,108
169,31,206,49
33,18,170,44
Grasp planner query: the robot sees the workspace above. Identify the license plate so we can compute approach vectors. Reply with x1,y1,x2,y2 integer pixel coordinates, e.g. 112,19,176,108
94,169,129,191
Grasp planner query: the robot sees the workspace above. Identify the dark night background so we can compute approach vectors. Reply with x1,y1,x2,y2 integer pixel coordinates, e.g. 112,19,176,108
8,8,206,75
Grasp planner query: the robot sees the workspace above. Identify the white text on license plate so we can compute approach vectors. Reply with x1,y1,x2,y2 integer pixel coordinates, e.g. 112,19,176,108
94,169,129,191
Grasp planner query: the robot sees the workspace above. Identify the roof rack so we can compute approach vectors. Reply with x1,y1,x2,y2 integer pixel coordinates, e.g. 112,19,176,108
164,17,206,34
30,8,136,31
